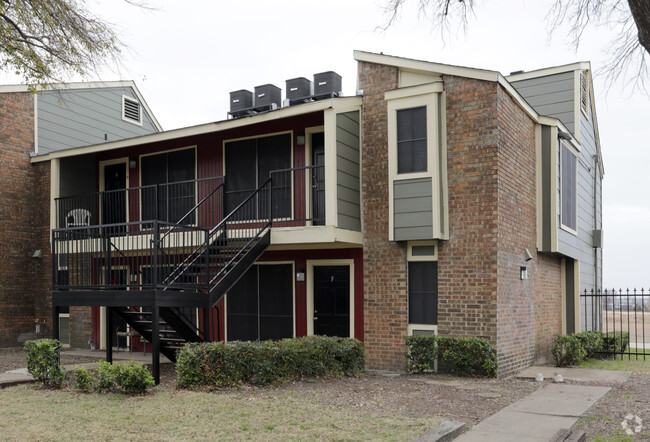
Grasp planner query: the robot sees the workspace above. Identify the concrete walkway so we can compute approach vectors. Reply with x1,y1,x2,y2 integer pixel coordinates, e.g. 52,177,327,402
452,366,631,441
0,348,171,387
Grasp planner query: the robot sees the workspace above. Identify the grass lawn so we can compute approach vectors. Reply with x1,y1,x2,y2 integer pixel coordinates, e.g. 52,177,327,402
580,352,650,372
0,384,443,440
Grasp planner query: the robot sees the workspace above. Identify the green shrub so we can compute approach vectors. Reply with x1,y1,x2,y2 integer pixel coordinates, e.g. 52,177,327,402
602,331,630,353
23,339,67,388
405,335,437,373
575,331,604,357
73,366,94,392
114,361,155,394
405,335,497,377
96,360,118,391
552,334,587,367
176,336,365,389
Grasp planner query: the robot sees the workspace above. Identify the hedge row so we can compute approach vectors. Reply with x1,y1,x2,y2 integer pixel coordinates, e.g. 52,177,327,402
552,331,630,367
176,335,365,389
405,335,498,377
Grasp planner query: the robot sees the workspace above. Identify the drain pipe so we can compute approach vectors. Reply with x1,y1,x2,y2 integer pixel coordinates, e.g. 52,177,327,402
593,154,599,293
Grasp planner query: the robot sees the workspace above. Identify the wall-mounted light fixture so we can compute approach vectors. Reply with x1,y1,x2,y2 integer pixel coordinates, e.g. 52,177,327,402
296,270,305,282
32,249,43,259
558,130,572,140
296,133,305,146
520,266,528,280
129,158,137,169
524,248,533,262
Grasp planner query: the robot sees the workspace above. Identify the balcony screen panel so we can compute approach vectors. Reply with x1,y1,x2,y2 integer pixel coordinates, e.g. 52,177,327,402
141,148,195,223
225,139,257,213
258,134,291,218
225,134,291,218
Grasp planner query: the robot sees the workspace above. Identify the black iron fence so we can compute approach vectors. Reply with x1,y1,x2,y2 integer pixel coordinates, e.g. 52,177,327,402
581,288,649,360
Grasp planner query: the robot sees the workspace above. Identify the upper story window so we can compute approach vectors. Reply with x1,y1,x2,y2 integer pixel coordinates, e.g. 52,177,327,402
122,95,142,126
560,141,577,233
397,106,427,174
580,71,590,117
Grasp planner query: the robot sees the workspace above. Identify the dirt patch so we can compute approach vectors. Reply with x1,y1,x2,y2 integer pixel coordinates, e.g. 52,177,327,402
572,371,650,440
0,348,102,373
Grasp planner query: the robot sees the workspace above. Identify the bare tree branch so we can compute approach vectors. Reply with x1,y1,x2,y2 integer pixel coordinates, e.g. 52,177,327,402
380,0,650,94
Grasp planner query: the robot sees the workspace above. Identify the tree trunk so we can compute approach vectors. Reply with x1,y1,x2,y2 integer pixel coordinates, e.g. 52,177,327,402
628,0,650,54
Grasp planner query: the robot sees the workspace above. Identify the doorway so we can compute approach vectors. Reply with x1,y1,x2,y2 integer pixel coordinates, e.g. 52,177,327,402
313,265,350,337
102,162,127,225
311,132,325,225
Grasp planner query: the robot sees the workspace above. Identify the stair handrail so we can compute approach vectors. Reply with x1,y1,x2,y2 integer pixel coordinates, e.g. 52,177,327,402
161,178,273,289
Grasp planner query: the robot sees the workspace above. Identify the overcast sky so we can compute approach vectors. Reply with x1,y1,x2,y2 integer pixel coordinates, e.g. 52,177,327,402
12,1,650,288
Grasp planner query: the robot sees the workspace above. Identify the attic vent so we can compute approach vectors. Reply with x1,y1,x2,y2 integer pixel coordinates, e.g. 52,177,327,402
122,95,142,125
580,71,590,116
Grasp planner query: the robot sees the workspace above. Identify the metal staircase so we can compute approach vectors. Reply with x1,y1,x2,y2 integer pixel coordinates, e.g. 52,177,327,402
113,179,274,363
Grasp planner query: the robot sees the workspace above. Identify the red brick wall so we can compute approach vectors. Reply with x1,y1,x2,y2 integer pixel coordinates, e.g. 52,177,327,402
437,76,500,348
0,92,38,345
494,86,538,376
358,61,409,370
534,253,562,363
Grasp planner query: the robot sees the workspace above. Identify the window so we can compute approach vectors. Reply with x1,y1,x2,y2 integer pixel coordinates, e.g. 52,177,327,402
141,148,196,223
408,261,438,325
227,264,293,341
580,71,590,117
397,106,427,174
560,141,577,232
122,95,142,125
224,133,291,218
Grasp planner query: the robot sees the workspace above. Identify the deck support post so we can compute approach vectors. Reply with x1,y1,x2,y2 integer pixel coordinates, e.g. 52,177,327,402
152,305,160,384
202,307,210,342
105,307,113,364
52,305,60,341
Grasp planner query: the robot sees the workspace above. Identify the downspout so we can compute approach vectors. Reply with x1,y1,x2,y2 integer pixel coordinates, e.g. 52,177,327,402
593,154,599,294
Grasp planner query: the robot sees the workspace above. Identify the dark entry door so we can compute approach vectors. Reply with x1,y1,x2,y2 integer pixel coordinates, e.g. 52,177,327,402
313,266,350,337
103,163,126,225
311,133,325,225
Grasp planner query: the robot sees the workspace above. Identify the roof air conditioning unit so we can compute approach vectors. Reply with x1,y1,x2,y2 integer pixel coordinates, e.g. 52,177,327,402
313,71,342,99
254,84,281,109
229,90,253,113
286,77,313,105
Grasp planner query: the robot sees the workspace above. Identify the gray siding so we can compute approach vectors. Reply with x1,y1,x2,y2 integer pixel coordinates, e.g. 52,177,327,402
557,111,602,302
511,71,575,134
394,177,433,240
336,111,361,231
38,86,158,154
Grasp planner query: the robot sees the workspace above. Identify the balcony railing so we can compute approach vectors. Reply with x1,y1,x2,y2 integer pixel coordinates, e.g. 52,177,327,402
55,177,225,229
55,167,325,233
52,220,211,291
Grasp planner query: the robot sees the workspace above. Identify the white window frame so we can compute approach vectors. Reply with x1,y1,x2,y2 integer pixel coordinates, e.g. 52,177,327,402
385,82,447,241
122,95,143,126
560,141,578,235
406,241,438,336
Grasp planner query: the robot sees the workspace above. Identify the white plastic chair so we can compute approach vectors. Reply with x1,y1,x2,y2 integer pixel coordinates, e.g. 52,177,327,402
66,209,91,227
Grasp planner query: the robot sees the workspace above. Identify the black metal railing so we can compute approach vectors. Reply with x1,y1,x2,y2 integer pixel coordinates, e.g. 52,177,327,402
163,179,273,295
270,165,325,226
52,220,210,292
55,176,225,229
581,288,649,359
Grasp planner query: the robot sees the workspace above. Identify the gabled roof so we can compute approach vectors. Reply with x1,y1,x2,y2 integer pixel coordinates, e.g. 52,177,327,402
353,50,539,121
30,96,362,163
0,80,162,132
